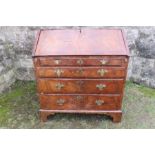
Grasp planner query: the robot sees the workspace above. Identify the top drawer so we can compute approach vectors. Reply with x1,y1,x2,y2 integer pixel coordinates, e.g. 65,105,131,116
36,56,124,67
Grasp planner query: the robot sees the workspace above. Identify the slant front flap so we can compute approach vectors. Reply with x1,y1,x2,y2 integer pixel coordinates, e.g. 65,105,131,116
34,29,129,56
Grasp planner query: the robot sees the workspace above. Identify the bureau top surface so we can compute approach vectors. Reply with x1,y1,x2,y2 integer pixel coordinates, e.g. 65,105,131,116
34,29,129,56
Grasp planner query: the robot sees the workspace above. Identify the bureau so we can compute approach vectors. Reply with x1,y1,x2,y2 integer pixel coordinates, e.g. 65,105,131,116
32,29,129,122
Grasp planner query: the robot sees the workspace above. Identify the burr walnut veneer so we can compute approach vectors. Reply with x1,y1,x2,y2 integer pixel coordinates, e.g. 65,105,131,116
32,29,129,122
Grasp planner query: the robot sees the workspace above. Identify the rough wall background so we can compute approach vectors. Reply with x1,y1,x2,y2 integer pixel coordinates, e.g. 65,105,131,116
0,26,155,93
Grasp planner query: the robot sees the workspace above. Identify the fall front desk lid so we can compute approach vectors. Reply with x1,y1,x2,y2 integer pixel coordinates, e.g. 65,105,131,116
34,29,129,56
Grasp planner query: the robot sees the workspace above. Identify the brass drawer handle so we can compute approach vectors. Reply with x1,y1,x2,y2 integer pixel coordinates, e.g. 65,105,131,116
56,83,64,90
77,59,83,65
56,99,65,105
54,59,61,65
54,69,64,77
97,69,108,76
96,84,106,90
100,59,108,65
96,100,104,106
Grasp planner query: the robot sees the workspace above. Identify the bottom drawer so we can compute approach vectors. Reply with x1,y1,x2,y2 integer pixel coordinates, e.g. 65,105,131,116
39,94,121,110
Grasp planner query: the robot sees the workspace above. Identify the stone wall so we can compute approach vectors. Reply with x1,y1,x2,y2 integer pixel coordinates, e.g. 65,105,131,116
0,26,155,93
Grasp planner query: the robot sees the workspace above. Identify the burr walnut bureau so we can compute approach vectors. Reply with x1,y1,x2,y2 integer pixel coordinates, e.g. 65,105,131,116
32,29,129,122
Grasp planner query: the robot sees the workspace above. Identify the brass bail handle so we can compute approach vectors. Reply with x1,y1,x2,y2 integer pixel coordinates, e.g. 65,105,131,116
96,84,106,90
56,83,64,90
56,99,65,105
100,59,108,65
97,69,108,76
96,100,104,106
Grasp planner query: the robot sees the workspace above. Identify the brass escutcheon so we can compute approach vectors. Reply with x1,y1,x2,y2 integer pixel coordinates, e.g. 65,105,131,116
96,100,104,106
96,84,106,90
56,83,64,90
54,59,61,65
77,59,83,65
76,95,83,100
100,59,107,65
54,69,64,77
56,99,65,105
76,68,84,75
76,80,84,86
97,69,108,76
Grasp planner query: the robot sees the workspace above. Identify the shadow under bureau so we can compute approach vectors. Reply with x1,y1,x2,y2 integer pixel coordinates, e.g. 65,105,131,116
32,29,129,122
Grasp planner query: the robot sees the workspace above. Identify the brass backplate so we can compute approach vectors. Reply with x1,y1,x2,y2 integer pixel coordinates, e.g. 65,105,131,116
96,84,106,90
96,100,104,106
54,69,64,77
97,69,108,76
56,83,64,90
56,99,65,105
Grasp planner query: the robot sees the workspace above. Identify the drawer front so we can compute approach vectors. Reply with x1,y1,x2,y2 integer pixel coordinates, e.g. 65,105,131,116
39,94,121,110
36,67,126,78
37,79,124,94
39,57,123,66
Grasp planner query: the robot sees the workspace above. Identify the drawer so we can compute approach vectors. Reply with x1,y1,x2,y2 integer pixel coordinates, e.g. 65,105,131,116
37,79,124,94
36,67,126,78
38,57,123,66
39,94,121,110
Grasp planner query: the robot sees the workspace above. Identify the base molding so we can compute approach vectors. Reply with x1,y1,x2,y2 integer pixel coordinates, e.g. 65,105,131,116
40,110,122,123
